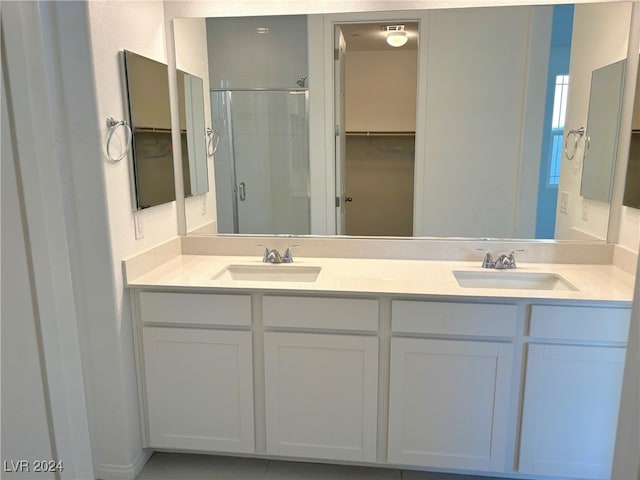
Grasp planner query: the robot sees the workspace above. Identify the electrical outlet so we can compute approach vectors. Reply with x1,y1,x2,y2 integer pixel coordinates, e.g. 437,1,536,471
135,214,144,239
201,196,207,216
560,192,569,214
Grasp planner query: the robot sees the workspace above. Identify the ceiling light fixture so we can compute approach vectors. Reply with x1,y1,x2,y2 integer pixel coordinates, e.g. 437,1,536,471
384,25,408,48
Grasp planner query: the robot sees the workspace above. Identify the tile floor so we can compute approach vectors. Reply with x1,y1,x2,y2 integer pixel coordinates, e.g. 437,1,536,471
134,453,510,480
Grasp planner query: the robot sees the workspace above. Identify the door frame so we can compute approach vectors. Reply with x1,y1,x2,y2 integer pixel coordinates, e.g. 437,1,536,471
312,10,428,235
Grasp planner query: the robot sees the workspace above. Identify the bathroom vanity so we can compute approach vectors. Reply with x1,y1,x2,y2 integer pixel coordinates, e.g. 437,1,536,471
124,238,634,480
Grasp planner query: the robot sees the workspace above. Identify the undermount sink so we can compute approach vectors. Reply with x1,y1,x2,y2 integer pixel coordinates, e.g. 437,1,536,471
453,270,577,291
212,264,322,283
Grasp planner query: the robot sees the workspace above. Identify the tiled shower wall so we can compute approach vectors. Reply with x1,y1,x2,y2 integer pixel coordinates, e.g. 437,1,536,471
206,15,308,89
207,16,310,234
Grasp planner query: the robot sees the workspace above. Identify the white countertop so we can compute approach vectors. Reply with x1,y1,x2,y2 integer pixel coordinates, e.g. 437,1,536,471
124,254,635,304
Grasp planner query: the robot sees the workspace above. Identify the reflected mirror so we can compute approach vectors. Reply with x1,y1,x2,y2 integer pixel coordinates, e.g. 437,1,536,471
124,50,176,210
581,59,625,202
173,2,633,239
177,70,209,198
124,51,210,210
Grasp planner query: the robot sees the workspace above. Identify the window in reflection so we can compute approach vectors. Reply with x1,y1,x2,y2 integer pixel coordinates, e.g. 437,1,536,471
549,74,570,186
536,4,574,239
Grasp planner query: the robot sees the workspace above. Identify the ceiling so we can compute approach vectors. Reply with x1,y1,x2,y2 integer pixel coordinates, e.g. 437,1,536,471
339,22,419,51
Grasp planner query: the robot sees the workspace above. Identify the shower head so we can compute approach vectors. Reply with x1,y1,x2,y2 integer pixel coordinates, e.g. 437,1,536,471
296,74,309,88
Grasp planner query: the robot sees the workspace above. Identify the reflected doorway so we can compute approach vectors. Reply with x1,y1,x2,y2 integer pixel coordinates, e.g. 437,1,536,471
336,22,419,236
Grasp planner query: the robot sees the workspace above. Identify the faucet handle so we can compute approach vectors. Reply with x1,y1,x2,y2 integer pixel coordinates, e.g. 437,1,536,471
482,252,494,268
476,249,494,268
282,245,300,263
257,245,270,262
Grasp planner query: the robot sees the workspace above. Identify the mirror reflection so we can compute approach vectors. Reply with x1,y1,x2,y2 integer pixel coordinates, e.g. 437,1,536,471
580,59,625,203
207,15,310,234
124,50,176,209
177,70,210,198
340,22,418,236
173,2,632,240
124,51,210,210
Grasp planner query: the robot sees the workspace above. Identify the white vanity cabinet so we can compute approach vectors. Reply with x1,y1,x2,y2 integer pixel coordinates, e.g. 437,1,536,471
136,291,255,453
387,301,517,472
128,281,633,480
262,296,379,462
518,305,631,480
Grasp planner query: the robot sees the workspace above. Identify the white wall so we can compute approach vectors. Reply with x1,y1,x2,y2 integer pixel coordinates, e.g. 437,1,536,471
85,1,177,477
1,69,56,480
556,3,632,242
345,50,418,132
174,17,217,233
418,6,547,237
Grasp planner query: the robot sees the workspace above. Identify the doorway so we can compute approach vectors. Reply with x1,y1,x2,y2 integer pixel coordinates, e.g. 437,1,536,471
335,22,419,236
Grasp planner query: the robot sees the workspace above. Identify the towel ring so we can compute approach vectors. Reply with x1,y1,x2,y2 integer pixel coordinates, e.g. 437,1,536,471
106,116,132,162
564,126,590,161
206,126,220,156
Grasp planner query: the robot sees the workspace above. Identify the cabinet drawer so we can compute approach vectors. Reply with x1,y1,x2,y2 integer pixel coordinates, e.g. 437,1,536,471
263,296,378,331
529,305,631,343
139,291,251,326
392,301,517,337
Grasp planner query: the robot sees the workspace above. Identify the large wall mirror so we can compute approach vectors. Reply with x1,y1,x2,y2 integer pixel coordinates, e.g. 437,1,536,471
171,2,634,241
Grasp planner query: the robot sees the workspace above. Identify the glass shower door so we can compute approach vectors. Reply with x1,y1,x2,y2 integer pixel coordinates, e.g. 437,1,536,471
211,89,310,234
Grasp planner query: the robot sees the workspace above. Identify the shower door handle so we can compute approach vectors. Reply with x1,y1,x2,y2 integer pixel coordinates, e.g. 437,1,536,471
238,182,246,201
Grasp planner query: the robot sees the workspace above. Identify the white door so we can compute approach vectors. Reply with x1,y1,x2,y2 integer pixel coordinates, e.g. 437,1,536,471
334,26,348,234
388,337,513,472
263,332,378,462
142,327,255,453
519,344,626,479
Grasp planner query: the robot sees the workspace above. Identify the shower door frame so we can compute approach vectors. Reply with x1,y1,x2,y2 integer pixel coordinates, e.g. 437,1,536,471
212,87,310,234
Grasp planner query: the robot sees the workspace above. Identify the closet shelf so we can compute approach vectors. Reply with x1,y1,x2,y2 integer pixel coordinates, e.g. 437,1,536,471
134,127,173,133
346,131,415,137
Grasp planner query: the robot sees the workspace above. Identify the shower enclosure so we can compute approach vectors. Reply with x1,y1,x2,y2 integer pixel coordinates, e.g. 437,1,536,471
211,88,310,234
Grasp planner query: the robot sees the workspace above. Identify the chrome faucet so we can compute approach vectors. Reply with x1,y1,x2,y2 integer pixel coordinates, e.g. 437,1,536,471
494,253,515,269
258,245,298,264
481,250,523,269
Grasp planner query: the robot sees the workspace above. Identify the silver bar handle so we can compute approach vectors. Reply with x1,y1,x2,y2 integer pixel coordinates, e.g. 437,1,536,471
206,126,220,156
239,182,246,201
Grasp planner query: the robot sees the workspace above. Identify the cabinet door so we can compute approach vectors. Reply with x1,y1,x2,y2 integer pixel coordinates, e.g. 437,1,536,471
388,338,513,471
142,327,254,453
519,344,626,479
264,332,378,462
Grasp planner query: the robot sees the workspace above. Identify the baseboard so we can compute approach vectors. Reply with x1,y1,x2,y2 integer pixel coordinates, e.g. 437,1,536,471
95,449,153,480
